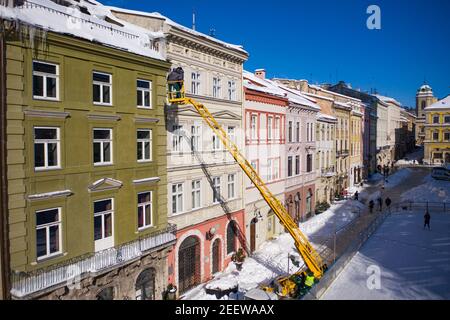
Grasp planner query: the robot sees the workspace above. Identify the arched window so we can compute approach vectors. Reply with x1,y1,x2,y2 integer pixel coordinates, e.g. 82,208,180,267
135,268,156,300
96,287,115,300
227,221,237,255
306,189,313,215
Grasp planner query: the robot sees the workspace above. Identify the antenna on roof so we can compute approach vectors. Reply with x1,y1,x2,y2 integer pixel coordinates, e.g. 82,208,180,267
192,9,196,31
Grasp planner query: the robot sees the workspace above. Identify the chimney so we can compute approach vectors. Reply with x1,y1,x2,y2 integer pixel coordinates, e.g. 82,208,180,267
255,69,266,80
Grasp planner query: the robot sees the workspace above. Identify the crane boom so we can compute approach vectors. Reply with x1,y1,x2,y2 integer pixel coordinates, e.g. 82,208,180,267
168,82,324,279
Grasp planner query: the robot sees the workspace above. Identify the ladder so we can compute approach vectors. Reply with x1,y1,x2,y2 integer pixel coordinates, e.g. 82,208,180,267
168,81,325,279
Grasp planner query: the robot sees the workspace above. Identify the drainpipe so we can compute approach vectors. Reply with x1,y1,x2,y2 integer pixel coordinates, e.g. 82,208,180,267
0,26,11,300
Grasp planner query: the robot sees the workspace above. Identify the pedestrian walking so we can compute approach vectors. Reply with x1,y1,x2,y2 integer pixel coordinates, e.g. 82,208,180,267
424,211,431,230
377,197,383,212
385,197,392,212
369,200,375,214
354,191,359,201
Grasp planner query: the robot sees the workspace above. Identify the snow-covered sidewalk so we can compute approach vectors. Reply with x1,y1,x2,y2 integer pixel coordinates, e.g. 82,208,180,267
321,212,450,300
184,199,366,300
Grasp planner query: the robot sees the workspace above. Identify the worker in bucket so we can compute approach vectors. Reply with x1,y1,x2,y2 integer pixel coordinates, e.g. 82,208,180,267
167,67,184,98
304,270,315,290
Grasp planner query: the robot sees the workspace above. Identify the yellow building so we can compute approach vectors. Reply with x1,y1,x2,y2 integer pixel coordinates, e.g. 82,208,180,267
423,95,450,164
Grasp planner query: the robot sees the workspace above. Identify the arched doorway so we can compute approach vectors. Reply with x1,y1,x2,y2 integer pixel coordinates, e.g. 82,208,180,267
250,218,257,254
306,189,313,219
178,236,201,294
226,221,237,255
211,238,221,275
135,268,156,300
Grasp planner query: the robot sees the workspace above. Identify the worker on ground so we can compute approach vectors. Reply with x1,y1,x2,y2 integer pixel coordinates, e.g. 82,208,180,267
424,211,431,230
385,197,392,212
167,67,184,98
354,191,359,201
369,200,374,214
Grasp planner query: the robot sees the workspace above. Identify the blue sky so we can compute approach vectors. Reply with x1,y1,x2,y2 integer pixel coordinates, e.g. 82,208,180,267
102,0,450,107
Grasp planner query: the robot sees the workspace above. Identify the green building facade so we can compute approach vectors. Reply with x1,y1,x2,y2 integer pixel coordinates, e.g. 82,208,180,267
3,26,175,299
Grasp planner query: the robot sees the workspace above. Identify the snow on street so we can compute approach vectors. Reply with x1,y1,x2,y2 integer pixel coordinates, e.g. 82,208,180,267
321,212,450,300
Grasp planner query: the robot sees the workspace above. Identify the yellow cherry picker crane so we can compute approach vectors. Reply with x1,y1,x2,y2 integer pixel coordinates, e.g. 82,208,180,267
168,80,326,298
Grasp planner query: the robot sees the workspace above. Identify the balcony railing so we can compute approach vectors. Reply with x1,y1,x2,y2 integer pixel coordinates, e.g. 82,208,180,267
336,150,349,157
10,224,177,298
321,167,336,177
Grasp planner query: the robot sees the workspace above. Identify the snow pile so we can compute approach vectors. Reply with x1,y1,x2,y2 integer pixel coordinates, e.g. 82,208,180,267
401,174,450,203
0,0,165,60
322,213,450,300
205,274,239,291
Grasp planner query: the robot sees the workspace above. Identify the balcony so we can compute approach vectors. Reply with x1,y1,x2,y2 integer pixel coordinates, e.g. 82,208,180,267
321,167,336,177
10,224,177,299
336,150,350,157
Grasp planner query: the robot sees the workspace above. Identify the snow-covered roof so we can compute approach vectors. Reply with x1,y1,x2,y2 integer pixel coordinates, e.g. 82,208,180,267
243,70,286,98
0,0,166,60
273,83,321,111
317,112,337,122
424,95,450,111
106,6,247,55
375,94,402,106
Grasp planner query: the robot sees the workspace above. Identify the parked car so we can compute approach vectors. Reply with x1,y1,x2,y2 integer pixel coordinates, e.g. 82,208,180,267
431,165,450,181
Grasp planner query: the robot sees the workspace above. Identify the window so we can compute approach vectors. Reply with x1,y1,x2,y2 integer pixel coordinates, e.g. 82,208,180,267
137,192,152,230
36,208,61,260
172,183,183,214
34,127,60,170
191,125,201,152
267,116,273,140
172,125,183,152
93,129,113,165
213,77,221,98
274,117,280,140
212,132,221,151
137,79,152,108
433,131,439,141
93,72,112,105
33,61,59,100
213,177,221,203
288,121,293,143
192,180,201,209
228,80,236,101
94,199,114,251
295,155,300,175
191,72,200,95
250,115,258,140
306,123,310,142
226,221,237,254
287,156,293,177
296,122,300,142
267,159,273,181
273,158,280,180
306,154,313,172
228,174,236,199
445,116,450,124
445,132,450,141
137,129,152,162
433,115,440,124
227,126,236,145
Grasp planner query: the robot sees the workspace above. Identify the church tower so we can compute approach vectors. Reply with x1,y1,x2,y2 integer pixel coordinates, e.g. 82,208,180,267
415,83,438,145
416,84,437,118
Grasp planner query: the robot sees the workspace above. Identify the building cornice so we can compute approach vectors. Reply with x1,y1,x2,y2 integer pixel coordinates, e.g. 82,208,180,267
87,114,121,122
167,31,248,64
24,109,70,119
